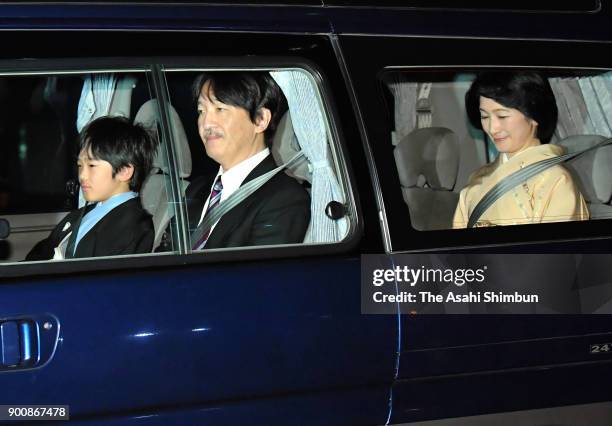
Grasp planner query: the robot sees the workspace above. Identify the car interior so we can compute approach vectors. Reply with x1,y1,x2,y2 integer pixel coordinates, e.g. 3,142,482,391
0,67,350,263
383,69,612,231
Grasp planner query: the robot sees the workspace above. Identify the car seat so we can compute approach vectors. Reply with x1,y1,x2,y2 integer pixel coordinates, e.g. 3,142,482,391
135,100,192,249
270,110,319,241
394,127,460,230
271,111,312,184
556,134,612,220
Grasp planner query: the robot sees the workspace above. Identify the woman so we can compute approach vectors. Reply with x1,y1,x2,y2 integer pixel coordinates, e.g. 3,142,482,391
453,71,589,228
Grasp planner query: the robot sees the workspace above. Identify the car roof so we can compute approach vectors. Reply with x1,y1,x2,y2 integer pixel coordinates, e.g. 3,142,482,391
0,1,610,41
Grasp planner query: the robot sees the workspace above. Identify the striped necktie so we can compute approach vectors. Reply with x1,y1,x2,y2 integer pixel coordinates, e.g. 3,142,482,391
192,175,223,250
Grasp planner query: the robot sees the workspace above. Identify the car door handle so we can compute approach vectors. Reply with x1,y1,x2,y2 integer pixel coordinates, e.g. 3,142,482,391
0,315,58,371
1,321,20,366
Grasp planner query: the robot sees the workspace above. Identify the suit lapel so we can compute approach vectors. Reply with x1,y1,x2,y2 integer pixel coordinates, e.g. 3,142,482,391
71,198,144,258
64,203,95,259
242,155,277,186
204,155,277,248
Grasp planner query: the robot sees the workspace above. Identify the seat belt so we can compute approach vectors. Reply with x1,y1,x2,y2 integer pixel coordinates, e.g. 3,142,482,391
416,83,433,129
190,151,306,249
467,137,612,228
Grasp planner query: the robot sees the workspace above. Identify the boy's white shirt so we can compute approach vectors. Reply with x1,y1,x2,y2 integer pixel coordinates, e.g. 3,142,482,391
53,230,72,260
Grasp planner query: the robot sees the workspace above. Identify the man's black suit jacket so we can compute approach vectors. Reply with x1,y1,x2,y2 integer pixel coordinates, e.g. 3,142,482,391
26,197,154,261
186,155,311,249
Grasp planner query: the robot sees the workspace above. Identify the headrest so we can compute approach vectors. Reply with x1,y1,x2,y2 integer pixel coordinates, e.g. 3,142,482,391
134,100,192,178
394,127,459,190
556,134,612,204
108,75,138,118
271,111,311,183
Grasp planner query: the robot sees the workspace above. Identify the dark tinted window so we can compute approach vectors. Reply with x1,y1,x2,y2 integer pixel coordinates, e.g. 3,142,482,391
0,75,81,215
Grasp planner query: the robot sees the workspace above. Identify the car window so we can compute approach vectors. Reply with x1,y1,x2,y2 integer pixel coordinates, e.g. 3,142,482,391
379,68,612,233
0,74,81,216
0,62,358,269
0,69,181,263
162,67,354,252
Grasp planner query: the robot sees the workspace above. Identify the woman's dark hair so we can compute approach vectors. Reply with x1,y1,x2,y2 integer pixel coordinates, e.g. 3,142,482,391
193,71,288,147
465,71,558,143
79,116,158,192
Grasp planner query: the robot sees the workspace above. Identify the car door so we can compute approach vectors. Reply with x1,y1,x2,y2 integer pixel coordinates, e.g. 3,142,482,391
339,31,612,424
0,31,398,425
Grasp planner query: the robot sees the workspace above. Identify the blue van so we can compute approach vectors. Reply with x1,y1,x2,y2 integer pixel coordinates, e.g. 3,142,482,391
0,1,611,424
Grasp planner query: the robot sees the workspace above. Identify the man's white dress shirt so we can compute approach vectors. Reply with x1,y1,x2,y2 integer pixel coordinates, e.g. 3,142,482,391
197,148,270,239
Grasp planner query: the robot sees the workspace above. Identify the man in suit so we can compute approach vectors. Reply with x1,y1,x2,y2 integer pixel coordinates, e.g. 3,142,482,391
26,116,157,260
187,72,310,250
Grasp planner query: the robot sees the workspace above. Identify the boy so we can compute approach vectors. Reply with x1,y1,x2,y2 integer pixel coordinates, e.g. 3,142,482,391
26,116,158,260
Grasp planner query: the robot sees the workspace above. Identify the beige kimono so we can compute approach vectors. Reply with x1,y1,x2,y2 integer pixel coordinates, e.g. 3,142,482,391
453,144,589,228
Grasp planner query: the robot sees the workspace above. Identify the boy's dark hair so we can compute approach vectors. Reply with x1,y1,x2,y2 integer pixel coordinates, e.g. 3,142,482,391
465,71,559,144
193,71,288,147
79,116,158,192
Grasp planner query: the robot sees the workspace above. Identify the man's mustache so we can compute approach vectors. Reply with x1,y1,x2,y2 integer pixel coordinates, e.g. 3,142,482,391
203,128,223,139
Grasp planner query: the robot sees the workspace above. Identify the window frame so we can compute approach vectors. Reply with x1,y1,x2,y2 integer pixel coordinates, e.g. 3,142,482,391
0,57,363,278
366,53,612,254
378,64,612,253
